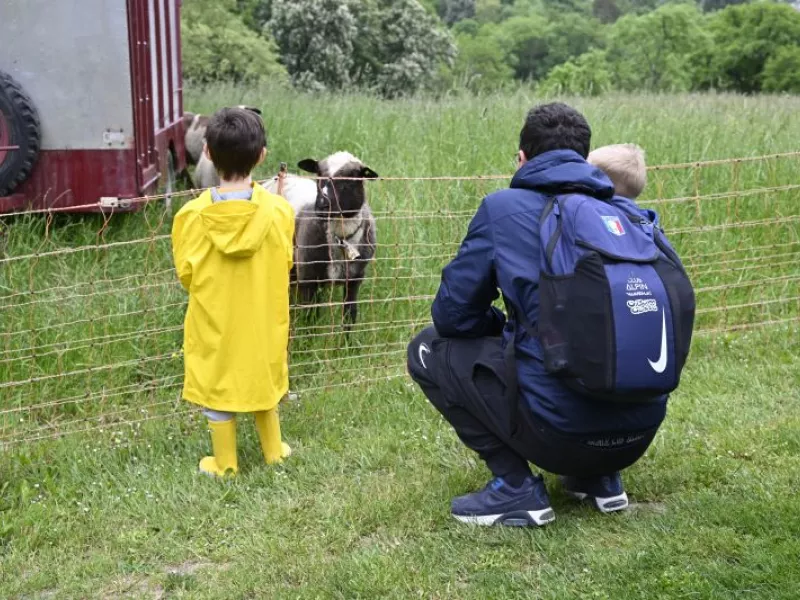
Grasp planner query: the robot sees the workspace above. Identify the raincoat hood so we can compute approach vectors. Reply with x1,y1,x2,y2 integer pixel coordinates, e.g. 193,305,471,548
200,198,275,258
511,149,615,200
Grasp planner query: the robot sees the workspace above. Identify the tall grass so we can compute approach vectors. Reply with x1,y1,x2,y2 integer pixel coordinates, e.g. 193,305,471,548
2,87,798,441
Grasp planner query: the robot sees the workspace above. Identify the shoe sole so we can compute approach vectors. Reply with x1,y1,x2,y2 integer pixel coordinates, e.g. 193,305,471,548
452,508,555,527
565,490,629,513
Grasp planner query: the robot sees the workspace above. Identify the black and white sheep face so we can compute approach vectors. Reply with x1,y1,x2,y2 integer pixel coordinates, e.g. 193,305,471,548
297,152,378,220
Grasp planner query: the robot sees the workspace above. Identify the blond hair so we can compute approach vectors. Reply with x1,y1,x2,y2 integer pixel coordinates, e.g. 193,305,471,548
587,143,647,199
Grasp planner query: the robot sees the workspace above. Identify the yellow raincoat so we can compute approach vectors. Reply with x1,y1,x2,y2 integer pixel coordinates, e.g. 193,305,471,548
171,183,295,413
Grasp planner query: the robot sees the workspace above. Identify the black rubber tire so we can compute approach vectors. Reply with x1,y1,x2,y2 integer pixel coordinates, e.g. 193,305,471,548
0,71,41,196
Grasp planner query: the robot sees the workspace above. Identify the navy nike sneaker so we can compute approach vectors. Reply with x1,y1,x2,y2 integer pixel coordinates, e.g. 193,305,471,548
450,475,555,527
560,472,629,513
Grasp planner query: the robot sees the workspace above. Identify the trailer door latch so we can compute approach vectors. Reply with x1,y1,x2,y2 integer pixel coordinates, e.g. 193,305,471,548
99,196,131,209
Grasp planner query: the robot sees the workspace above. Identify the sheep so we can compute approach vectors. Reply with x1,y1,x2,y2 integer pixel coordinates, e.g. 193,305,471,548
193,149,220,189
262,169,318,217
182,111,207,166
183,105,262,188
278,152,379,327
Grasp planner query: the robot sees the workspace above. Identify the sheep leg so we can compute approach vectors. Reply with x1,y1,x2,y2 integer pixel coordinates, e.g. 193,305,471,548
297,281,320,323
342,278,362,330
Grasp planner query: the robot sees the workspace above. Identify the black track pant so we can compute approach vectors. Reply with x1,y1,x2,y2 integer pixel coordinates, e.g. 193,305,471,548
407,326,659,481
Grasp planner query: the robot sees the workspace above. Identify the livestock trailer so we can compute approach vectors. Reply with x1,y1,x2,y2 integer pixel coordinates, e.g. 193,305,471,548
0,0,186,214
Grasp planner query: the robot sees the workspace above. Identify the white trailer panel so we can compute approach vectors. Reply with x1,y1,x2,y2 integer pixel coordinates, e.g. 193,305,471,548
2,0,135,150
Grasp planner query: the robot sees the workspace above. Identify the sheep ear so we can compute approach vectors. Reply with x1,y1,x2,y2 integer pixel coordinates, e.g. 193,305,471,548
360,166,379,179
298,159,319,174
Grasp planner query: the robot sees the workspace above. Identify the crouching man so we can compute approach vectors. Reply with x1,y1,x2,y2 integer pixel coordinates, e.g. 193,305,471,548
407,103,695,527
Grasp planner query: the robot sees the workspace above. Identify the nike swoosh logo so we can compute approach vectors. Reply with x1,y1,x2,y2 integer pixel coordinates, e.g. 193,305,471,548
419,344,430,369
648,308,668,374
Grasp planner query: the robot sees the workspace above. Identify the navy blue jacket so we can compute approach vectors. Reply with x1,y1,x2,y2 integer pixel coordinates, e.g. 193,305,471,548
431,150,667,435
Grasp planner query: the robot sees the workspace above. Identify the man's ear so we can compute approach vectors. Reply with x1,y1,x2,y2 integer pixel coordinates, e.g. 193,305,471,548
297,159,319,174
516,150,527,170
256,147,267,166
360,166,379,179
203,142,211,160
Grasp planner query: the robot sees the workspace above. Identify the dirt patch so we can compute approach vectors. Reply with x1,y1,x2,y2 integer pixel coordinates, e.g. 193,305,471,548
627,501,668,515
100,575,164,600
164,561,213,576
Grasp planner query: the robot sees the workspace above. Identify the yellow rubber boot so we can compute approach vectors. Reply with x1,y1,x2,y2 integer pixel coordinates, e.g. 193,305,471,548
199,418,238,477
254,409,292,464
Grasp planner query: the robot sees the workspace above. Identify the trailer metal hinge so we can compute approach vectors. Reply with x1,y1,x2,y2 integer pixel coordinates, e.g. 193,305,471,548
99,197,131,209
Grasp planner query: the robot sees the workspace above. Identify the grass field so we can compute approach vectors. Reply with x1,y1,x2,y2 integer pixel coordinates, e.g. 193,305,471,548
1,86,799,598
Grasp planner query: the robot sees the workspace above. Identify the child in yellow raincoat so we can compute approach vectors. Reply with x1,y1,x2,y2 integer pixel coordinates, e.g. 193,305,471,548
171,107,295,477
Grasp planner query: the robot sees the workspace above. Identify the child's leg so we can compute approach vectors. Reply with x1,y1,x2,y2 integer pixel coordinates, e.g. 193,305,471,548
254,407,292,464
199,409,238,477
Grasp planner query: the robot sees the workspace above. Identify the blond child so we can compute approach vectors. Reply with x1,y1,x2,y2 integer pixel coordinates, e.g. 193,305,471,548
171,107,295,477
587,143,647,199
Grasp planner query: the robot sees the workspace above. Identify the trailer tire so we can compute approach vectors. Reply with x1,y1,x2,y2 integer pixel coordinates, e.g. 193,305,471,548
0,71,41,197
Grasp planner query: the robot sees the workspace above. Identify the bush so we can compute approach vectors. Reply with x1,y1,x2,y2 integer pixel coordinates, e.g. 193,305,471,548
449,25,516,92
605,3,712,93
763,45,800,94
706,2,800,93
538,49,613,96
181,0,287,84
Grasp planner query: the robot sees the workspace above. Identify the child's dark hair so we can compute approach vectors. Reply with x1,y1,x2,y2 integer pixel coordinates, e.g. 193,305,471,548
205,107,266,180
519,102,592,160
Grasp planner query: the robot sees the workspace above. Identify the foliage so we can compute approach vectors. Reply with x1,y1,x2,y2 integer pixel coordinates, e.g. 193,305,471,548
762,45,800,93
538,49,614,96
266,0,455,97
181,0,800,97
448,24,517,91
236,0,273,31
699,0,748,12
603,3,713,93
509,14,605,82
705,2,800,93
267,0,358,92
593,0,623,22
181,0,287,84
440,0,476,24
358,0,458,97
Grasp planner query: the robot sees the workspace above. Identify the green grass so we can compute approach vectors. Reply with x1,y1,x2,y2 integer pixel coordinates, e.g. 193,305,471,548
1,86,799,598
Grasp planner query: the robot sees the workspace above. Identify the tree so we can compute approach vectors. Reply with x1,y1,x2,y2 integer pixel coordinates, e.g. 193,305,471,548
181,0,287,84
267,0,358,91
593,0,622,23
359,0,458,97
441,0,476,24
237,0,273,31
474,0,506,22
538,49,613,96
763,45,800,93
699,0,747,12
449,24,516,91
706,2,800,93
267,0,455,96
501,13,605,82
604,3,712,92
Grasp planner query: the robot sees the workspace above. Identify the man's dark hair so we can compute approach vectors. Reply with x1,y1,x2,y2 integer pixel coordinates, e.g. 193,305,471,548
205,107,266,180
519,102,592,160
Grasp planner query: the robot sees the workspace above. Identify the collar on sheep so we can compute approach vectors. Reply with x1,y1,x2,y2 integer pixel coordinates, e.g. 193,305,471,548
333,231,361,261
